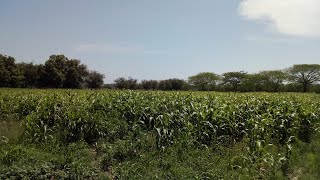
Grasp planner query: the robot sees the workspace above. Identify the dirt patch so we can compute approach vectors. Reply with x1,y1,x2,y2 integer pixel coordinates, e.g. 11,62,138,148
288,167,304,180
0,120,23,140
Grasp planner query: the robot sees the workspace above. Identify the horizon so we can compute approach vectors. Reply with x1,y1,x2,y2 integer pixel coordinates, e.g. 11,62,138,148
1,0,320,83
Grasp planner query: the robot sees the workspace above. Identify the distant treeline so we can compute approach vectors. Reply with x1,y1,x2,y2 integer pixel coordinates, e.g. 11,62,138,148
109,65,320,93
0,54,104,89
1,53,320,92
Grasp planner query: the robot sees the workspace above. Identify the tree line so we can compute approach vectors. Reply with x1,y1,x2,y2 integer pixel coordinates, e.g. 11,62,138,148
1,53,320,92
0,54,104,89
111,64,320,93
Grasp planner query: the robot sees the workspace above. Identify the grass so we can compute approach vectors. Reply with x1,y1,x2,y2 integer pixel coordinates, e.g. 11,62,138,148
288,134,320,179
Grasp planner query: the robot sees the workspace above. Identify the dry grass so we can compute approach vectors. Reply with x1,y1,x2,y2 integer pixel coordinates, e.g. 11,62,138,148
0,119,23,140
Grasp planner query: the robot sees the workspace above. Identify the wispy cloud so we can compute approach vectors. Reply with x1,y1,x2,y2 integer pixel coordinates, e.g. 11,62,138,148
74,43,164,54
245,35,294,43
239,0,320,37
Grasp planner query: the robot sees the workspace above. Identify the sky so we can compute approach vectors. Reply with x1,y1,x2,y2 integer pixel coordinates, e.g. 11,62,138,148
0,0,320,83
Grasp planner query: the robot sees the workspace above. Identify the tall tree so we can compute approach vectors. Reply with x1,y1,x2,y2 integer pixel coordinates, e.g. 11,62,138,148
40,55,68,88
86,71,105,89
222,71,247,92
63,59,89,88
188,72,220,91
39,55,92,88
287,64,320,92
241,73,265,92
17,62,41,87
0,54,14,87
170,79,186,90
260,70,287,92
0,54,103,89
0,54,23,87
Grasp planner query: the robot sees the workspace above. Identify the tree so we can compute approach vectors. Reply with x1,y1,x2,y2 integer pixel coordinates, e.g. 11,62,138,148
158,80,171,90
170,79,186,90
63,59,89,88
40,55,68,88
158,79,186,91
114,77,126,89
114,77,138,89
222,71,247,91
188,72,220,91
0,54,102,89
260,70,287,92
38,55,95,88
0,54,23,87
85,71,105,89
17,62,42,87
241,73,265,92
287,64,320,92
0,54,14,87
141,80,158,90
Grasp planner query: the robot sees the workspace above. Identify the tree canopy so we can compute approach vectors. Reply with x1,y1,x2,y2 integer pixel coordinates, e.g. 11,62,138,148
222,71,247,92
86,71,105,89
114,77,138,89
188,72,220,91
260,70,287,92
0,54,104,89
287,64,320,92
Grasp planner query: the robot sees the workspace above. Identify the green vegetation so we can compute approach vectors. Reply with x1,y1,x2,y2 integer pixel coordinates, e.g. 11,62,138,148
0,54,104,89
188,72,220,91
114,65,320,92
1,89,320,179
2,53,320,93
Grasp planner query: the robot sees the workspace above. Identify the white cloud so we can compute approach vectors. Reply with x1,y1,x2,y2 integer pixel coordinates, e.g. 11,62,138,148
239,0,320,37
74,43,163,54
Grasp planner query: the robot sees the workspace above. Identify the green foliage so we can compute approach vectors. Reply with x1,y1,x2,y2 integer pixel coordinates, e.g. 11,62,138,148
41,55,92,88
140,79,158,90
1,89,320,178
2,52,320,93
114,77,138,89
188,72,220,91
0,143,104,179
86,70,105,89
17,62,42,87
157,78,187,90
260,70,287,92
288,64,320,92
222,71,248,91
241,73,266,92
0,54,23,87
0,54,104,89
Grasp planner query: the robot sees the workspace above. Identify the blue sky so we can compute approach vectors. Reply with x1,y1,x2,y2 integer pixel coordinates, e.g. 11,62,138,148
1,0,320,83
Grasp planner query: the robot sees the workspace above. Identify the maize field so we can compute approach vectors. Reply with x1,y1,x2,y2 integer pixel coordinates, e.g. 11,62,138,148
1,89,320,179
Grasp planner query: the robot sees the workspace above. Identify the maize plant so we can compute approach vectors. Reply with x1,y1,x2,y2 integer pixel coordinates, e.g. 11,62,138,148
0,89,320,175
